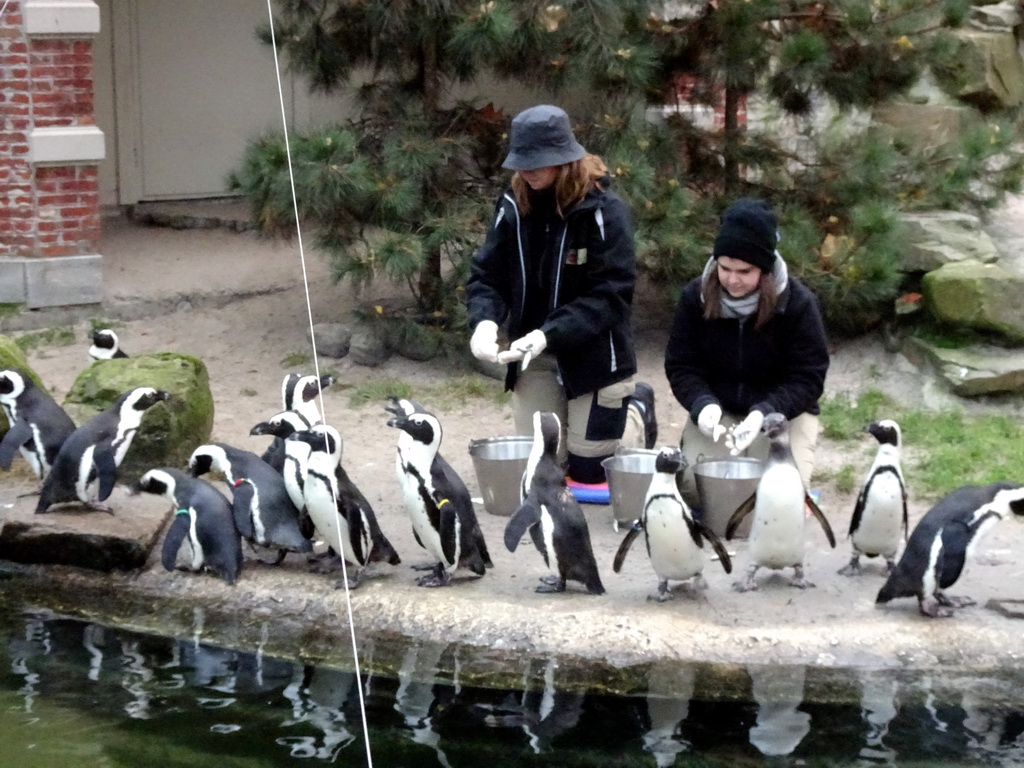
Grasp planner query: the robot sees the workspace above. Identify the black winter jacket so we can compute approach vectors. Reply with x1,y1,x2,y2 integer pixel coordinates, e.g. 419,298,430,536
466,184,637,400
664,275,829,422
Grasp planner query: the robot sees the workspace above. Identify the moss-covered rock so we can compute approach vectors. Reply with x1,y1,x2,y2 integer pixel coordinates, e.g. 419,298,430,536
922,260,1024,342
0,335,44,438
63,353,215,482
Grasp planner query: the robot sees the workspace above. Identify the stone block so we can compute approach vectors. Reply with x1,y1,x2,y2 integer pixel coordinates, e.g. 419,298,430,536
23,253,102,309
872,102,979,151
898,211,999,272
903,337,1024,396
922,260,1024,341
0,259,27,303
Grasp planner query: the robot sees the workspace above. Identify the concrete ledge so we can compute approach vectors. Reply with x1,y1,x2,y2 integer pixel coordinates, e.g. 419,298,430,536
0,259,28,304
24,253,102,308
23,0,100,36
29,125,105,165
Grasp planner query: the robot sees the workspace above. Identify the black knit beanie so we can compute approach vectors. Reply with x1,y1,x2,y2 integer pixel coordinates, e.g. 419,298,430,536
713,198,778,273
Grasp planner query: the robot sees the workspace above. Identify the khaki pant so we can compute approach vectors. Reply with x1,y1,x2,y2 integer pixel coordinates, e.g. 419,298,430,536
511,352,645,470
678,410,820,509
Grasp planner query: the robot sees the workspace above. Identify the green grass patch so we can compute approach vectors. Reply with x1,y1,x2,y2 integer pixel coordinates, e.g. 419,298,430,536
346,373,508,410
347,377,413,408
0,303,22,319
280,350,312,368
819,390,1024,501
15,326,76,352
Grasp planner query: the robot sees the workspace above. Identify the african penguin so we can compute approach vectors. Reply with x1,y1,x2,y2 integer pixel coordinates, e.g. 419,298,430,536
250,409,314,476
289,424,400,588
282,372,335,427
0,368,76,484
839,419,908,576
385,396,491,587
188,442,313,563
504,411,604,595
876,482,1024,617
35,387,170,514
613,445,731,601
88,329,128,360
135,467,243,585
725,412,836,592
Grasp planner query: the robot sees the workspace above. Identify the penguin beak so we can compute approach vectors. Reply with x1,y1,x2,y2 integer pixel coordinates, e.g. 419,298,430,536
250,421,271,436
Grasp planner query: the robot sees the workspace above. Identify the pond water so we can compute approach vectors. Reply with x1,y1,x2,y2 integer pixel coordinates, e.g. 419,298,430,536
1,609,1022,767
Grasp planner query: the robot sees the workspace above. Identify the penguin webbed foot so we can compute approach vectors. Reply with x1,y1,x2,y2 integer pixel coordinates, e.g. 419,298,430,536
790,565,815,589
935,593,975,609
535,576,566,594
334,570,363,590
415,563,451,588
732,566,760,593
647,580,673,602
87,500,115,515
309,552,344,574
919,597,956,618
837,557,861,577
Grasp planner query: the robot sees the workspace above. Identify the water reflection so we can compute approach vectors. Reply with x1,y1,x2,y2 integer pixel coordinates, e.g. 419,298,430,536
0,610,1023,767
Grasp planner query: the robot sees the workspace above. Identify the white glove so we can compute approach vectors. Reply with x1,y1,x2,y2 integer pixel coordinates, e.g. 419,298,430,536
728,410,765,455
497,329,547,369
470,320,499,363
696,404,724,441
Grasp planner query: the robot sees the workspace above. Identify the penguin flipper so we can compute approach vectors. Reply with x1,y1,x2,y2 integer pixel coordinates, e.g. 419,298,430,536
230,482,256,540
504,502,542,553
161,513,191,572
94,442,119,501
724,493,756,540
694,519,733,574
806,492,836,548
0,419,33,470
848,486,868,538
437,499,459,566
612,521,642,573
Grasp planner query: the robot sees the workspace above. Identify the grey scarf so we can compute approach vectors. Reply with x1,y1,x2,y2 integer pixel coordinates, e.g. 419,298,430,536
700,253,789,319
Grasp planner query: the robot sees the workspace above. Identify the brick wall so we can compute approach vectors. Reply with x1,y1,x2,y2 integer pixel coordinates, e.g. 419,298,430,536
0,0,100,261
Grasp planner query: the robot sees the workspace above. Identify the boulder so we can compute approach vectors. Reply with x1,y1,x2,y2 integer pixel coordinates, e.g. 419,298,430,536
63,353,215,482
310,322,352,359
898,212,999,273
348,326,390,367
872,102,980,152
942,30,1024,109
0,335,43,437
922,260,1024,341
902,337,1024,396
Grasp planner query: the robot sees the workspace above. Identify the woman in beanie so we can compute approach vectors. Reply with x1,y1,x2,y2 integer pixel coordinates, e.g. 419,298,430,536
664,198,830,508
466,104,656,488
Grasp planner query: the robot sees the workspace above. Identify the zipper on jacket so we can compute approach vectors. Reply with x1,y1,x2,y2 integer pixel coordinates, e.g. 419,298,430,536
504,193,528,321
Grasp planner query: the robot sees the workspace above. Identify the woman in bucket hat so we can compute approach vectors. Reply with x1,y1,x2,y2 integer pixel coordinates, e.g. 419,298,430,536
664,198,830,509
466,105,656,488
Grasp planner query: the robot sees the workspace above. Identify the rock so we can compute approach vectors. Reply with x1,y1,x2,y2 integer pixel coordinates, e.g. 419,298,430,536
62,353,215,482
922,260,1024,341
902,336,1024,396
872,102,980,153
941,29,1024,109
898,212,999,273
0,485,170,572
310,322,352,359
386,322,442,362
348,326,390,367
0,335,44,437
969,1,1021,31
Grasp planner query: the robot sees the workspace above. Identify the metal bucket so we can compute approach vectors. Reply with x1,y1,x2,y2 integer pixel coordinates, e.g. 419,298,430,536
693,456,763,539
601,449,659,524
468,435,532,516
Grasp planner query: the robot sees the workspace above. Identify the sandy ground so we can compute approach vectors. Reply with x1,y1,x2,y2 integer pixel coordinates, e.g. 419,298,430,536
3,210,1024,675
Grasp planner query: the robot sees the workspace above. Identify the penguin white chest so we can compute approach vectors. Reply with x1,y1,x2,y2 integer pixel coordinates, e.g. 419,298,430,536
646,502,702,581
395,448,446,564
185,508,204,570
749,463,806,569
304,468,349,561
853,472,903,557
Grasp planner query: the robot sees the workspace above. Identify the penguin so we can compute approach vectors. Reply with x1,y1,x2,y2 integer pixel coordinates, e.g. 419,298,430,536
187,442,313,563
282,372,335,426
250,409,314,476
288,424,400,587
503,411,605,595
876,482,1024,617
725,412,836,592
88,328,128,360
613,445,732,601
134,467,243,585
839,419,908,576
35,387,171,514
385,396,491,587
0,368,76,484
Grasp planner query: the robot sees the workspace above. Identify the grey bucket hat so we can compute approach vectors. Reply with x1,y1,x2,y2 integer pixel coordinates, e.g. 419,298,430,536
502,105,586,171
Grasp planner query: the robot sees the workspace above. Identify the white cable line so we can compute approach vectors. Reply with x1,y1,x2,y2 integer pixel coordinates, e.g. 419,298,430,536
264,4,374,765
